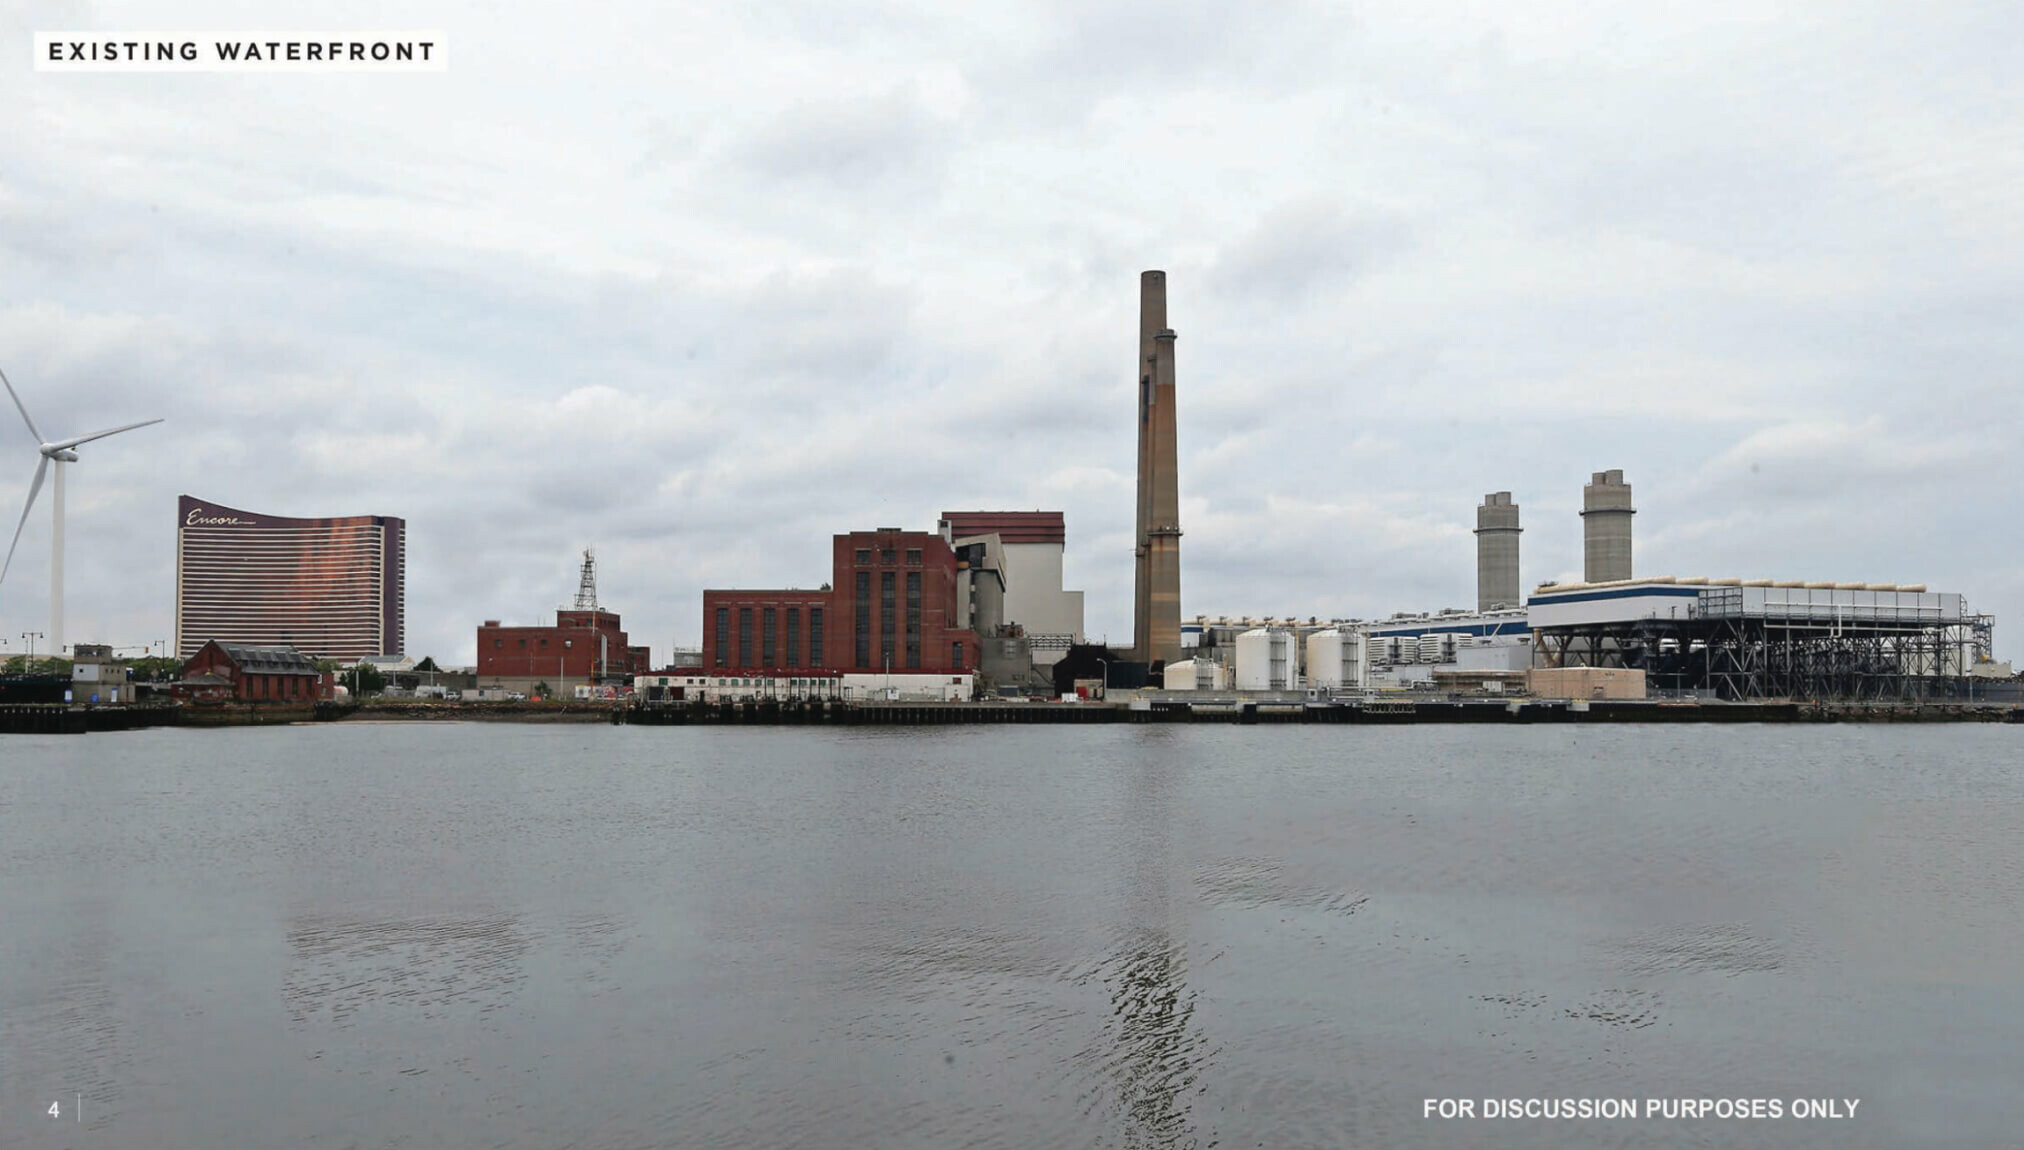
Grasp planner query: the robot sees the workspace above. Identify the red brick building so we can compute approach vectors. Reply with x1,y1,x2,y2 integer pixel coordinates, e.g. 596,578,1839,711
703,528,977,675
176,641,336,703
477,609,651,694
698,589,834,673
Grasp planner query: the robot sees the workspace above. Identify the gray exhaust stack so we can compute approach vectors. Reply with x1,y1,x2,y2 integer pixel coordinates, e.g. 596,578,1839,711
1475,492,1521,610
1581,469,1634,583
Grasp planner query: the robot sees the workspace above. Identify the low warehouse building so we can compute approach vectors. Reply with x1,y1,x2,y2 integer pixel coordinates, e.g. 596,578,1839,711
1528,666,1647,700
177,641,334,703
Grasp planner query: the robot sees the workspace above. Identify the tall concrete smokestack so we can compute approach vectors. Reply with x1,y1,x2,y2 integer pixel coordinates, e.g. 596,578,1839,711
1581,469,1634,583
1131,271,1162,662
1475,491,1521,611
1132,271,1182,669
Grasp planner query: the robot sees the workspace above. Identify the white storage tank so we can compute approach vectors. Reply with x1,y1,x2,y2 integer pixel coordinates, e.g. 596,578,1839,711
1163,658,1226,691
1305,629,1369,690
1235,629,1296,690
1197,660,1231,690
1271,630,1295,688
1306,631,1338,687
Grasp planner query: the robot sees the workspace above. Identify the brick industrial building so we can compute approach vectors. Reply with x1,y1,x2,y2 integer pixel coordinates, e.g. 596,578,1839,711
703,528,977,676
475,551,650,697
476,608,650,697
176,641,336,704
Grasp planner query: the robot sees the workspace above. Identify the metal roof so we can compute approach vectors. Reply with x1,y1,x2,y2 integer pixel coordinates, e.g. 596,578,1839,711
213,643,321,675
939,511,1066,545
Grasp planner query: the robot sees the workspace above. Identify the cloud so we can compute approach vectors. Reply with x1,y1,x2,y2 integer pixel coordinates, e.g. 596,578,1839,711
733,87,945,190
1211,198,1413,306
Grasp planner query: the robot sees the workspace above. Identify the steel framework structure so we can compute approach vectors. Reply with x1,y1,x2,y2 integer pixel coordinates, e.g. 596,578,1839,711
1534,587,1987,702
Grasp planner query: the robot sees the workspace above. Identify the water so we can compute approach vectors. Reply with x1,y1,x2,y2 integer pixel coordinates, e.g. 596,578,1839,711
1,723,2020,1148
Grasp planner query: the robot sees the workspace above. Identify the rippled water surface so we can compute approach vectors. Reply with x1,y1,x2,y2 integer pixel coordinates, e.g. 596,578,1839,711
3,723,2021,1148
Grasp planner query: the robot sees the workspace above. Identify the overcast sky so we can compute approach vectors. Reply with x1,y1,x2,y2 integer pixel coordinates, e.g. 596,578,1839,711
3,0,2020,666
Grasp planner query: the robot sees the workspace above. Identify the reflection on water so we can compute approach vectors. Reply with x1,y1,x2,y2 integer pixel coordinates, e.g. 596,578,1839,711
1068,755,1218,1149
1074,933,1217,1149
1193,855,1369,915
1612,922,1786,978
285,913,528,1028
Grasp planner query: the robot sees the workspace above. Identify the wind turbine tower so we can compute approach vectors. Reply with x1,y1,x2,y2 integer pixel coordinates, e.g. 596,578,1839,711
2,368,163,658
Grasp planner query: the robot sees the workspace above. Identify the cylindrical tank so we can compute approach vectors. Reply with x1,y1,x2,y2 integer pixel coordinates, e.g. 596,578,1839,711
1305,629,1369,690
1235,629,1272,690
1307,630,1341,688
1269,630,1293,689
1235,629,1295,690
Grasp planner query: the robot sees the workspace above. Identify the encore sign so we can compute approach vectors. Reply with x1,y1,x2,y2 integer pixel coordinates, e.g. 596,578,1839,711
185,509,248,526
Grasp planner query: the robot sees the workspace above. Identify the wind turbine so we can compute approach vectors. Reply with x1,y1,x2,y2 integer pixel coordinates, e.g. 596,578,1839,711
1,367,163,659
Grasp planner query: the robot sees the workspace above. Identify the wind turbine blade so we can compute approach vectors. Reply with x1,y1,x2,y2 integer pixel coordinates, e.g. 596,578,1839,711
0,367,44,445
0,456,49,585
50,418,165,451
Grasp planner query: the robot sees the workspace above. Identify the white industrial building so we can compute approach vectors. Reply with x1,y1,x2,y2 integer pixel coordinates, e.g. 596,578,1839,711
633,670,974,703
1528,578,1954,628
941,512,1085,669
1526,576,1993,700
1365,607,1533,686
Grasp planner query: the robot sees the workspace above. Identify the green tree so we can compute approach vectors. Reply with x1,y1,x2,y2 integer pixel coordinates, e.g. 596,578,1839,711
532,680,552,700
345,663,386,696
129,656,184,682
415,656,439,673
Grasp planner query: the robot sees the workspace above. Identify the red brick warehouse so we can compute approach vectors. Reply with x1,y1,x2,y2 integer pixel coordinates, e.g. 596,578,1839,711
702,528,978,675
477,609,651,689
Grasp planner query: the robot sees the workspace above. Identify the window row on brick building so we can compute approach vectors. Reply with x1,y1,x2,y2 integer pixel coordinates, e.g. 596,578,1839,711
699,528,976,676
